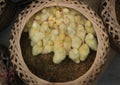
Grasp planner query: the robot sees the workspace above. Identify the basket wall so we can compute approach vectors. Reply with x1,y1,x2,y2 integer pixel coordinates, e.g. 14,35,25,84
0,0,6,16
9,0,110,85
101,0,120,52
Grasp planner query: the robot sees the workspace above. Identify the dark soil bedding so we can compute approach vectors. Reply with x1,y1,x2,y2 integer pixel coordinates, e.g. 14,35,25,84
20,32,96,82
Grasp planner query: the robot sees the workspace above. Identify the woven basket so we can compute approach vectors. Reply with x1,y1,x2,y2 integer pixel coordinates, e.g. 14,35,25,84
101,0,120,52
0,0,16,31
9,0,110,85
0,0,6,16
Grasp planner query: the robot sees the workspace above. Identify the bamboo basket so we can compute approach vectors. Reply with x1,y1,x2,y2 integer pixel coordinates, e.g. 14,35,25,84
0,0,6,16
0,0,16,31
101,0,120,52
9,0,110,85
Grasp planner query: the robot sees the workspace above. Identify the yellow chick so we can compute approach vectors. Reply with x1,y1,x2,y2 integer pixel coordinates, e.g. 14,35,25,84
30,41,35,47
59,22,66,32
58,32,66,41
44,31,51,41
75,15,86,25
34,13,42,25
72,36,82,49
55,10,62,19
67,23,76,38
63,15,70,25
32,40,43,56
41,8,49,22
85,20,96,35
31,32,45,43
62,8,70,14
48,14,55,28
43,41,54,54
79,43,90,61
69,48,80,64
67,15,75,23
49,7,57,16
53,47,67,64
63,36,72,53
53,37,63,51
41,8,48,14
85,33,98,51
50,29,59,40
70,9,78,16
77,24,86,41
24,16,34,32
40,21,49,32
29,21,40,38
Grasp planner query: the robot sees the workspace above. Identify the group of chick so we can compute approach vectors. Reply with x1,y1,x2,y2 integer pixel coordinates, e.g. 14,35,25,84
24,6,98,64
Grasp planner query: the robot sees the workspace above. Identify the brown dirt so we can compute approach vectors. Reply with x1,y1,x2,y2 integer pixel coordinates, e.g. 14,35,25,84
20,32,96,82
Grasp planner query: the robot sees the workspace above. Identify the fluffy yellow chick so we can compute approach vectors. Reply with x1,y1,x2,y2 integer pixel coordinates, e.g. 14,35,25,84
24,16,34,32
43,41,54,54
72,36,82,49
67,23,76,38
54,36,63,51
50,29,59,40
85,20,96,35
40,21,49,32
67,15,75,23
49,7,57,16
85,33,98,51
41,8,48,14
41,11,49,22
63,15,70,25
69,48,80,64
63,36,72,53
59,22,66,32
48,14,55,28
29,21,40,38
58,32,66,41
77,24,86,41
62,8,70,13
55,10,62,19
75,15,86,25
70,9,78,16
53,47,67,64
29,22,45,42
44,31,51,41
30,32,45,43
79,43,90,61
34,13,43,25
32,40,43,56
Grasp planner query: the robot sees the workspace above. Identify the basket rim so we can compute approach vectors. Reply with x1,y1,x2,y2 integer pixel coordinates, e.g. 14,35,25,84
9,0,110,84
101,0,120,51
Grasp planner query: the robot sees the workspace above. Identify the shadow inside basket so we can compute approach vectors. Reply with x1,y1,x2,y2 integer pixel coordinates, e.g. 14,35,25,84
20,32,96,82
115,0,120,24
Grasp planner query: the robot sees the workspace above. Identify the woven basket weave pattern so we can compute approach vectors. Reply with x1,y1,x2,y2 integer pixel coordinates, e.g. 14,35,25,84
0,0,6,16
101,0,120,51
9,0,110,85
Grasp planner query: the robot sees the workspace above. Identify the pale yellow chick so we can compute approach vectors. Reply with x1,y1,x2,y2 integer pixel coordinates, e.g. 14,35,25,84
79,43,90,61
29,21,40,38
85,20,96,35
77,24,86,41
85,33,98,51
72,36,82,49
69,48,80,64
63,36,72,54
32,40,43,56
43,41,54,54
53,47,67,64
